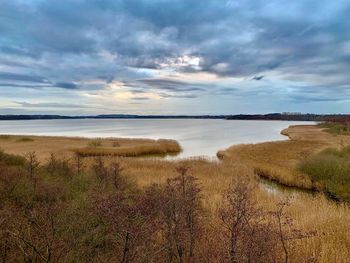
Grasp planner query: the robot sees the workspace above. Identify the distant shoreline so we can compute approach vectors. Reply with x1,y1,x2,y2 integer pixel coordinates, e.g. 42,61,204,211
0,113,349,121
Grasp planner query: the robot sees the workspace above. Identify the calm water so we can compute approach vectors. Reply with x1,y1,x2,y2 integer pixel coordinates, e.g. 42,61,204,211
0,119,312,158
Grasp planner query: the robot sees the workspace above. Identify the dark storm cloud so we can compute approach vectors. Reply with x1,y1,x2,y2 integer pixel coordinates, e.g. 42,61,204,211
54,82,78,89
0,72,47,83
2,0,349,78
1,0,350,112
252,75,265,81
0,72,78,90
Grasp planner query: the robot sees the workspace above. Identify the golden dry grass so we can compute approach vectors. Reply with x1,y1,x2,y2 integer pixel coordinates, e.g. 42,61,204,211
73,139,181,157
1,125,350,262
217,125,350,190
110,156,350,262
0,135,181,160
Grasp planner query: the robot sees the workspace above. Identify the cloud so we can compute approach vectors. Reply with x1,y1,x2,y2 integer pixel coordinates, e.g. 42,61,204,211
0,72,47,83
1,0,350,114
138,79,205,92
55,82,78,89
131,96,150,101
252,75,265,81
0,72,78,90
159,93,198,99
14,101,86,108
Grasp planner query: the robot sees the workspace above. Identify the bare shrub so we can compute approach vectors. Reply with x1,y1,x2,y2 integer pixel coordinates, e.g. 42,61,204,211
0,165,23,199
219,179,281,263
73,153,84,175
108,161,127,190
24,152,40,191
92,156,107,182
1,183,67,262
154,166,203,263
46,153,73,179
218,179,318,263
47,152,59,177
94,189,160,263
24,152,40,179
273,199,317,263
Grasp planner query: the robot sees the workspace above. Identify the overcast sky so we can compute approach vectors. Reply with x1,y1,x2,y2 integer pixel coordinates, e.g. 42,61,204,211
0,0,350,115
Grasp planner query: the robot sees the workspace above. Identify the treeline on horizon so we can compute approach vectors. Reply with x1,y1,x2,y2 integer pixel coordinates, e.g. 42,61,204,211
0,113,349,121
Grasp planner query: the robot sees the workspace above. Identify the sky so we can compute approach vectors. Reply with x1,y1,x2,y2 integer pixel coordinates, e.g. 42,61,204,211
0,0,350,115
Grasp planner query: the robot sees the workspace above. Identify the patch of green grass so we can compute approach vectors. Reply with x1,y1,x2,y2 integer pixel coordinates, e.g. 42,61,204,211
16,137,34,142
0,135,11,140
319,122,350,135
299,146,350,201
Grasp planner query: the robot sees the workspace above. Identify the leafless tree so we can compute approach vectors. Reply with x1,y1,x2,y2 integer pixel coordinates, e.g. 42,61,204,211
24,152,40,191
24,152,40,179
2,182,67,263
73,153,84,175
108,161,125,190
47,153,57,176
92,156,107,182
219,179,283,263
155,166,203,263
94,189,161,263
273,199,317,263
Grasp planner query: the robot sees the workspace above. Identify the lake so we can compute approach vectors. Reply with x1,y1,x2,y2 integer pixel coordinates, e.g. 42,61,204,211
0,119,313,158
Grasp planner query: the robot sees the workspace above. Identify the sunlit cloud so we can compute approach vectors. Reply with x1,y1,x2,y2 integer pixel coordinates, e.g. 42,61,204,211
0,0,349,114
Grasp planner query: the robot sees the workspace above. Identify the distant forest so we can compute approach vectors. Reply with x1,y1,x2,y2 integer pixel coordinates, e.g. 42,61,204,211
226,113,350,121
0,113,349,121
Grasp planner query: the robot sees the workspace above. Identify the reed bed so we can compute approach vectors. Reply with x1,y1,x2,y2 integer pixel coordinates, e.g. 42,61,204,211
218,125,350,191
0,125,350,261
73,139,181,157
112,156,350,263
0,135,181,160
299,146,350,201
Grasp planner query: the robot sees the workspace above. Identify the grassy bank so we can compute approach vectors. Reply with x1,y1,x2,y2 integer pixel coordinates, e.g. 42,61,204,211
299,146,350,201
218,125,350,191
318,120,350,136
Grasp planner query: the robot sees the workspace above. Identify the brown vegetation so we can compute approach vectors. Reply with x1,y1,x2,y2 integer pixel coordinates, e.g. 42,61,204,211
299,146,350,201
0,135,181,160
1,124,350,262
74,139,181,157
319,119,350,136
0,151,334,262
218,125,350,190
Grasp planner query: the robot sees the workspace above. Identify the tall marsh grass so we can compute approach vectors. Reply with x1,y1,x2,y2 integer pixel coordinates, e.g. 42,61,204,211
74,139,181,157
319,122,350,135
299,146,350,201
16,137,35,142
87,138,103,147
0,149,26,166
